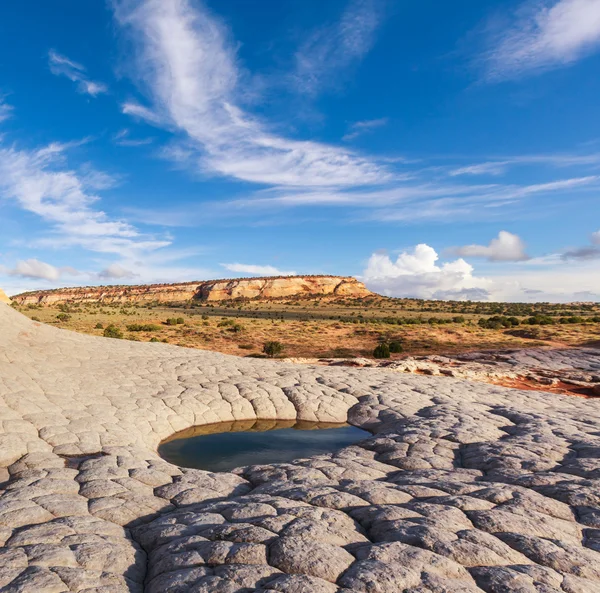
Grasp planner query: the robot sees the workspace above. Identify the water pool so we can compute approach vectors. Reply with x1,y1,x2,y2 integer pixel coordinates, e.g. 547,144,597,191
158,418,370,472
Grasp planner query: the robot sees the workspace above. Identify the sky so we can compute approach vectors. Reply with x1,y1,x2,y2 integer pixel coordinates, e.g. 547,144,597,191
0,0,599,302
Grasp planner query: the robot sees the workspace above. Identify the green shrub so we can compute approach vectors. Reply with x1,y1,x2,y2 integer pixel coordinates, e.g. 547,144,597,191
176,317,185,325
95,322,104,329
103,325,123,339
389,341,404,354
373,343,391,359
31,316,40,322
263,341,284,357
56,313,71,322
165,318,178,326
150,337,160,342
126,323,162,332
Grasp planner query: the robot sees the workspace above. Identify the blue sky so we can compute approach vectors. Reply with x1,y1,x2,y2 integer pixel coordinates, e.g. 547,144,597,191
1,0,599,301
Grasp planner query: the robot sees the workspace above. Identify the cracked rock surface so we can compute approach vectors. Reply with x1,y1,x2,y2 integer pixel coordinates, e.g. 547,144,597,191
1,303,600,592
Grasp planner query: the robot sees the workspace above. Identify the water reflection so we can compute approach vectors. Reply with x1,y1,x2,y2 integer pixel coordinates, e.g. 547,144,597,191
158,419,370,472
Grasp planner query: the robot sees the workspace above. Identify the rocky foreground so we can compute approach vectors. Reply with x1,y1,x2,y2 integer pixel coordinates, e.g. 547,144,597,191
295,349,600,398
11,275,371,306
1,302,600,592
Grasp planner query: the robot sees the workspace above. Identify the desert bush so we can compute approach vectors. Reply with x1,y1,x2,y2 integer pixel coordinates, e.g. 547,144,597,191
165,318,182,326
478,316,520,330
389,341,404,353
95,322,104,329
263,341,284,357
103,325,123,339
150,337,160,342
526,315,554,326
56,313,71,322
373,343,391,359
126,323,162,332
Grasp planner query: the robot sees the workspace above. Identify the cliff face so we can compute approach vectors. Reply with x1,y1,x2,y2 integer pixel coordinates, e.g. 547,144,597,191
12,276,372,306
197,276,371,301
0,289,10,304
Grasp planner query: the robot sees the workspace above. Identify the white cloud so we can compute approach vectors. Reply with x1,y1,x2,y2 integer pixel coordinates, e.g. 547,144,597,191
294,0,384,95
362,244,600,302
112,0,389,188
113,129,154,147
221,263,297,276
452,231,529,262
342,117,389,141
98,263,138,280
48,50,108,97
592,229,600,244
0,98,12,123
5,259,79,282
450,162,510,177
0,139,170,256
483,0,600,79
362,244,493,300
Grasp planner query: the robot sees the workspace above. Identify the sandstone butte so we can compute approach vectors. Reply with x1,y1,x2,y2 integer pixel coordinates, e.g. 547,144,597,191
1,298,600,592
0,288,10,304
10,275,372,306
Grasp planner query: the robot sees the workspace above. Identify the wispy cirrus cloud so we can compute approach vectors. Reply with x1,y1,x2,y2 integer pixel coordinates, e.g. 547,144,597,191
450,152,600,177
293,0,385,96
342,117,389,141
48,50,108,97
482,0,600,80
0,139,168,257
113,128,154,147
112,0,389,188
221,263,297,276
0,98,13,123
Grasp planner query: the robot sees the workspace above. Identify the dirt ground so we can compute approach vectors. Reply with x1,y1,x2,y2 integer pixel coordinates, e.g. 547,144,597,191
14,296,600,360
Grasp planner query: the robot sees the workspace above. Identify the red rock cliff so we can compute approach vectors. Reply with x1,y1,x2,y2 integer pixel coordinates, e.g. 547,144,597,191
12,276,372,305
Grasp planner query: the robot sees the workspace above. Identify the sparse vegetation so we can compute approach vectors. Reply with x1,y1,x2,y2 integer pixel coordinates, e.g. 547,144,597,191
263,341,284,357
12,293,600,360
373,343,391,359
103,325,123,339
56,313,71,322
126,323,162,332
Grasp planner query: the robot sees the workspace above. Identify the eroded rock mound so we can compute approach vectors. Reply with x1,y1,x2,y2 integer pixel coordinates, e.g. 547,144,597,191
0,302,600,592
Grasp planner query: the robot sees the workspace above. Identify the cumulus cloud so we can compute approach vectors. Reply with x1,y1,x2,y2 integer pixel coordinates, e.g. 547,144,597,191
294,0,385,96
342,118,389,141
221,263,297,276
6,259,78,282
362,244,492,300
483,0,600,79
112,0,389,188
98,263,139,280
452,231,529,262
48,50,108,96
